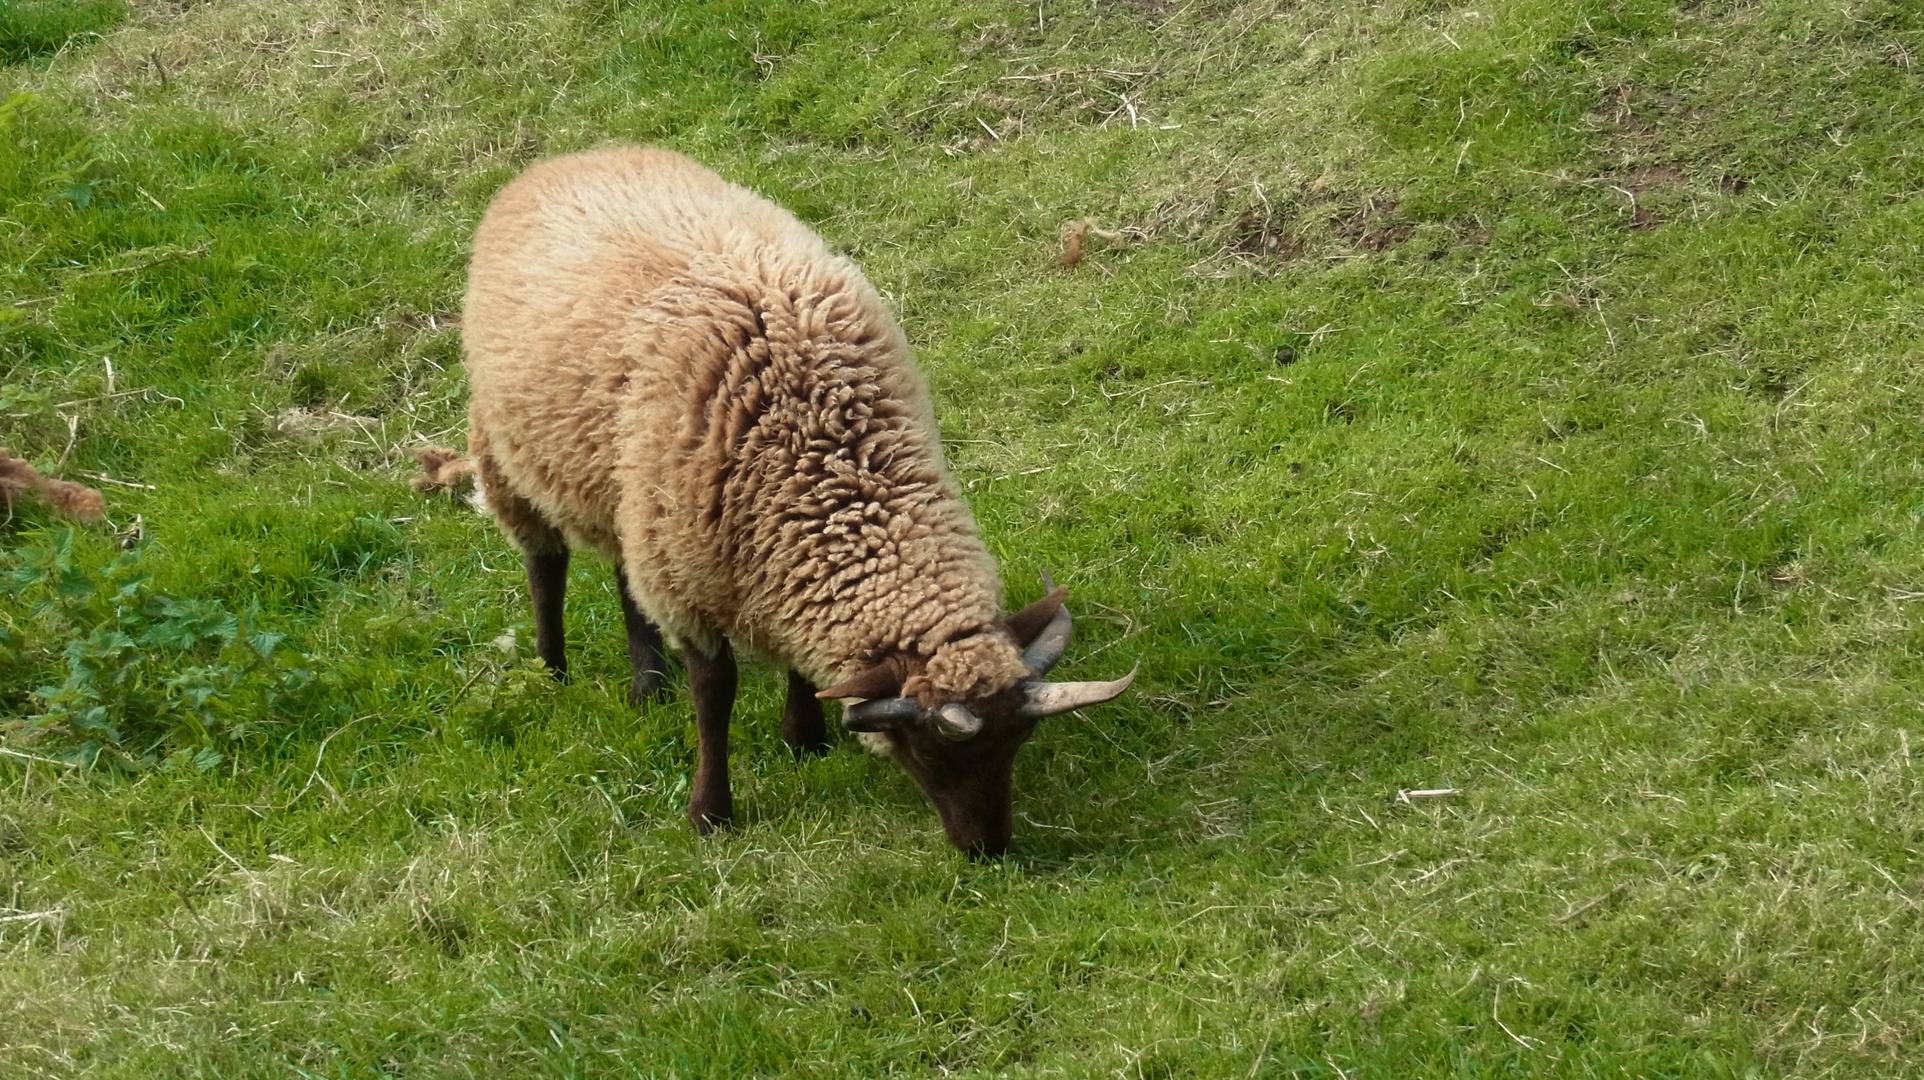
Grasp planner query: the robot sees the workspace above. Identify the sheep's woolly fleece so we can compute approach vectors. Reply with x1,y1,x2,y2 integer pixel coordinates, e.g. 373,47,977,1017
461,146,1031,701
0,448,105,524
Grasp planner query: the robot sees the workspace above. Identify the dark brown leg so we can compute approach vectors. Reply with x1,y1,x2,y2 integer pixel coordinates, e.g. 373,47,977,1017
615,566,669,706
782,669,829,759
683,638,736,832
525,549,570,679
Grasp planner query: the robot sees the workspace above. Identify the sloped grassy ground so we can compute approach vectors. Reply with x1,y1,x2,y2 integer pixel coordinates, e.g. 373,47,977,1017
3,0,1923,1075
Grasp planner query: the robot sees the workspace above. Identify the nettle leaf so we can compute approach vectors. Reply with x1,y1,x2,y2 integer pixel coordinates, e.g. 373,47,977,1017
141,597,240,650
3,532,71,594
55,563,96,599
61,626,139,688
238,603,285,658
64,626,136,664
248,629,287,658
0,381,52,415
71,706,119,742
162,746,224,773
164,666,236,710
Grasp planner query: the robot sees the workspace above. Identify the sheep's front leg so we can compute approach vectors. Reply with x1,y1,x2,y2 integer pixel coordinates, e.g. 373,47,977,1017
525,549,570,678
615,567,669,705
783,670,829,759
684,639,736,832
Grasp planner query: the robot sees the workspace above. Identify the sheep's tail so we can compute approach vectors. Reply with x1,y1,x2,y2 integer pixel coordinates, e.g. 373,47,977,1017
0,446,106,524
410,445,477,495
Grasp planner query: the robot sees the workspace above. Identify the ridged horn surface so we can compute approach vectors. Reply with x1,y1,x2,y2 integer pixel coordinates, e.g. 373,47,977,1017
1016,664,1139,718
1021,603,1073,676
933,703,984,741
842,696,920,731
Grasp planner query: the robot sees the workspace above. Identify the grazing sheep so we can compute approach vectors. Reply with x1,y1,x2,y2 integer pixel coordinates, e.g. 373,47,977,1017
461,146,1133,854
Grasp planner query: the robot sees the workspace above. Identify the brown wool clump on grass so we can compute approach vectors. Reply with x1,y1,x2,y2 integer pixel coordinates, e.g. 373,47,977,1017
410,444,476,495
1057,217,1122,267
0,447,106,524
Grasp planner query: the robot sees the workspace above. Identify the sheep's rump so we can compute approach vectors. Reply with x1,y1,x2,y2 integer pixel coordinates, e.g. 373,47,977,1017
462,147,1004,682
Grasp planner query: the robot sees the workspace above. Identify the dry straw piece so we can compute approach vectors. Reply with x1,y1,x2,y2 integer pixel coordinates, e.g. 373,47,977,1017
0,447,106,524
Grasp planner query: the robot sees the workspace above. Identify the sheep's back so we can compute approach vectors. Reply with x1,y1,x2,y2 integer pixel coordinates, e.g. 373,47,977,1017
463,147,817,553
463,147,1004,678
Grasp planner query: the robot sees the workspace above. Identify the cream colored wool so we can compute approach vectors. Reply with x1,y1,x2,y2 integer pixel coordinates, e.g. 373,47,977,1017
464,146,1030,703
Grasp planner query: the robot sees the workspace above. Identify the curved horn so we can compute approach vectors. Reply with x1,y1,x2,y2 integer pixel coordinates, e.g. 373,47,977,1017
842,696,920,732
1021,602,1073,676
1016,664,1139,718
932,703,984,741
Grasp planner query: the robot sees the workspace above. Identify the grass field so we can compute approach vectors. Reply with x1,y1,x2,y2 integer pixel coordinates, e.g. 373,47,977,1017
3,0,1924,1075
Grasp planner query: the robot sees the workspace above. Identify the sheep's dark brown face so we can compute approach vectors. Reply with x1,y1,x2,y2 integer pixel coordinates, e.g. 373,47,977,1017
819,586,1136,856
863,692,1039,856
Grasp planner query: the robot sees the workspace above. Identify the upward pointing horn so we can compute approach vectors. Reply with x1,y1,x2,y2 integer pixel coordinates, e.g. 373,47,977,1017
1021,603,1072,676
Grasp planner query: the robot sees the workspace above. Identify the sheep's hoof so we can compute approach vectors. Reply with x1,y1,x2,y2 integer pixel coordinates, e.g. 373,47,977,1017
786,738,830,760
628,670,671,709
688,799,734,834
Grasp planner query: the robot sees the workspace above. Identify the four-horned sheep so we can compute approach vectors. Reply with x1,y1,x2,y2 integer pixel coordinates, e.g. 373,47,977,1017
459,146,1133,854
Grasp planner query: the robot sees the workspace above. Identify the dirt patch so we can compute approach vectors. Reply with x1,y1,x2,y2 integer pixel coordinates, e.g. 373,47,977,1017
1619,166,1686,190
1331,196,1409,252
1457,219,1493,247
1593,166,1690,230
1226,205,1304,260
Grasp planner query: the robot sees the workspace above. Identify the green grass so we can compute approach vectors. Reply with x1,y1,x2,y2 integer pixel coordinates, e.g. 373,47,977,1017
0,0,124,65
3,0,1924,1074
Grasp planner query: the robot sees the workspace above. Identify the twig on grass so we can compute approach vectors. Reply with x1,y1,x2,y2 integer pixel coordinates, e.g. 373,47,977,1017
53,386,185,409
1554,883,1629,924
63,243,212,279
1493,983,1539,1049
1406,858,1467,886
289,715,371,810
172,886,211,928
1099,377,1209,402
0,746,79,768
0,909,62,923
79,471,156,490
445,665,492,712
55,412,78,468
1169,903,1238,929
197,823,250,874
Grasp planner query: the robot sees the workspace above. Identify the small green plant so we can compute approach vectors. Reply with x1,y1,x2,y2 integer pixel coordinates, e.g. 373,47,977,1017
0,526,308,768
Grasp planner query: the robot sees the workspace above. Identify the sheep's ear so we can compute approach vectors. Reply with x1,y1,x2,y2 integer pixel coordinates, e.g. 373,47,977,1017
817,659,905,701
1006,585,1068,648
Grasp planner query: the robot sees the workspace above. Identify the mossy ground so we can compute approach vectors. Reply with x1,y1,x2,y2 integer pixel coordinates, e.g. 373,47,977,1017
3,0,1923,1075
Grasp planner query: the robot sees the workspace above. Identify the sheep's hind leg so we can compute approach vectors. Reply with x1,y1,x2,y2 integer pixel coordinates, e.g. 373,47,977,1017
475,442,571,680
615,566,670,706
783,670,829,759
684,639,737,832
525,549,570,679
